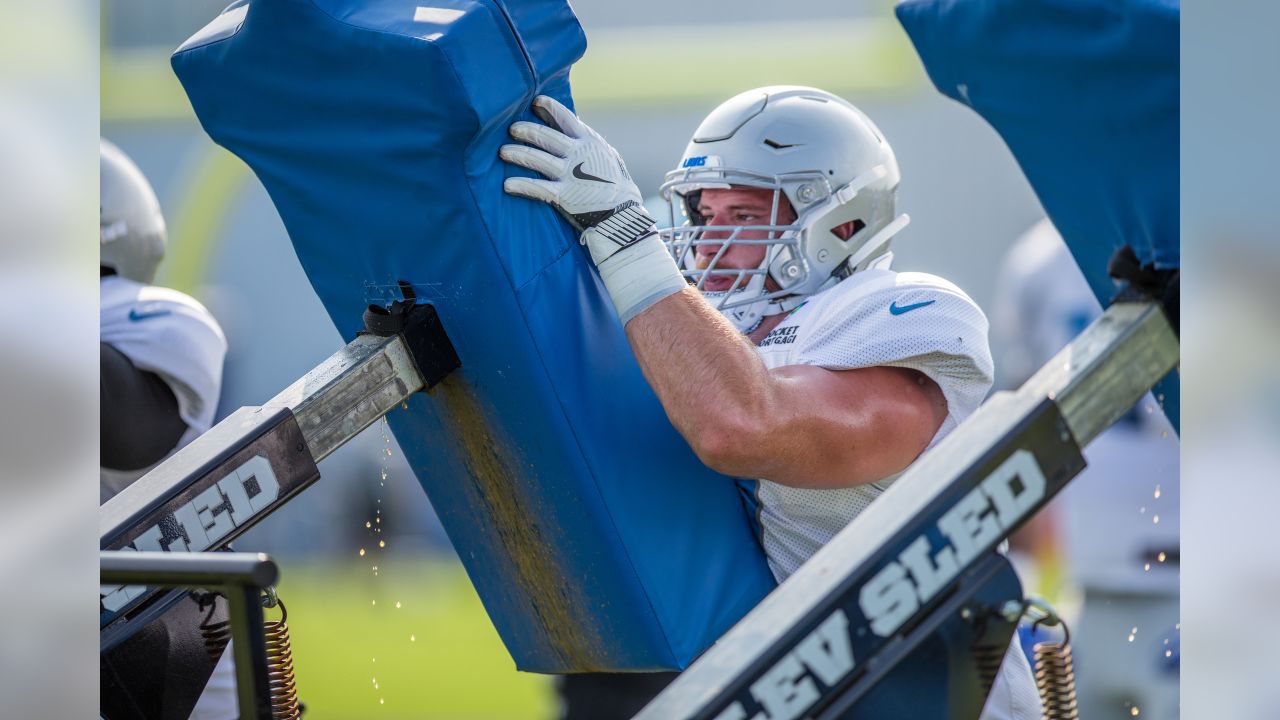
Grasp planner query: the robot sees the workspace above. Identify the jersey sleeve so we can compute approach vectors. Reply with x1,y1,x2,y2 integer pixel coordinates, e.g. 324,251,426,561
793,273,995,423
100,285,228,435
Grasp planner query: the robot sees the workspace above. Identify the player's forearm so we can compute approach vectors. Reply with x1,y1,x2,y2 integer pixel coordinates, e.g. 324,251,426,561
626,288,785,470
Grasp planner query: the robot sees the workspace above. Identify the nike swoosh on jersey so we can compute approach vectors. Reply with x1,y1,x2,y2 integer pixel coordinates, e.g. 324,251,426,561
888,299,935,315
571,162,613,184
128,308,173,322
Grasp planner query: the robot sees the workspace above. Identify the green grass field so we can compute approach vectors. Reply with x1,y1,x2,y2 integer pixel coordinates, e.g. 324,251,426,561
277,557,555,719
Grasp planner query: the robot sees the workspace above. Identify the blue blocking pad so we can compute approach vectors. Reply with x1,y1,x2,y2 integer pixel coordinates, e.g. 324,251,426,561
172,0,776,672
897,0,1179,429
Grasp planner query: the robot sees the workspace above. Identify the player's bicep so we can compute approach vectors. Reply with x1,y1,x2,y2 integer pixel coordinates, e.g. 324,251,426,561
766,364,947,487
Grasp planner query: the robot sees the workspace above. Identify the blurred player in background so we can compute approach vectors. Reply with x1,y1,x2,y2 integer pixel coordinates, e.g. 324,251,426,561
100,140,226,501
100,139,235,719
992,218,1179,720
501,87,1041,720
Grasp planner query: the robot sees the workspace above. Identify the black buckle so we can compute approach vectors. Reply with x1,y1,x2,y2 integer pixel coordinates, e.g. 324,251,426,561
360,280,461,390
1108,244,1179,336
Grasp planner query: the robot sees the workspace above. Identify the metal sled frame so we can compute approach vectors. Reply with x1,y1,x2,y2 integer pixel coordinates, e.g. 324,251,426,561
99,297,456,646
101,552,282,719
99,291,1175,718
636,299,1178,719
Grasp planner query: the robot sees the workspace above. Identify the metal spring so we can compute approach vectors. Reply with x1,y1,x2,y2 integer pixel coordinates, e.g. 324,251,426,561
199,593,302,719
199,594,232,662
1033,640,1079,720
264,600,301,719
971,641,1007,696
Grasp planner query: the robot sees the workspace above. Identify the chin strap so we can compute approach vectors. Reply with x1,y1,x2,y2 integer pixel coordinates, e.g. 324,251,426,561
768,293,808,316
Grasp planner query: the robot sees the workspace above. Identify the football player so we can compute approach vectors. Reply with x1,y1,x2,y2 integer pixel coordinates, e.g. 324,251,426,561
100,138,226,501
500,86,1043,719
100,138,235,719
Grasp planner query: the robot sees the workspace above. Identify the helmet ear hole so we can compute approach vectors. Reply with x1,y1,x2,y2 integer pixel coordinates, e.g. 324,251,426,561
831,219,865,241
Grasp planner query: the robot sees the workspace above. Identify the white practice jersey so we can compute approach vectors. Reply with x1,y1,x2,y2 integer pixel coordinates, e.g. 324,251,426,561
749,266,1038,720
752,265,994,582
100,275,227,501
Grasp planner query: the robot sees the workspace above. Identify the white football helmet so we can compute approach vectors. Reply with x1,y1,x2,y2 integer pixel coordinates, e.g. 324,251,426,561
101,139,166,284
660,86,909,333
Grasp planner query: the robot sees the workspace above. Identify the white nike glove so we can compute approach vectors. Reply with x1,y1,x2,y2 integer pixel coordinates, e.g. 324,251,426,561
500,95,686,324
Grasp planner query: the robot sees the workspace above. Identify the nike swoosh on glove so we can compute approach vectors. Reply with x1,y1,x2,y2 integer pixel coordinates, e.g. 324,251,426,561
500,95,655,262
499,95,687,323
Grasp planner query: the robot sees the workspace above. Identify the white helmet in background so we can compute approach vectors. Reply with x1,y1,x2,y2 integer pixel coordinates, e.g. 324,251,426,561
101,138,166,284
660,86,908,332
